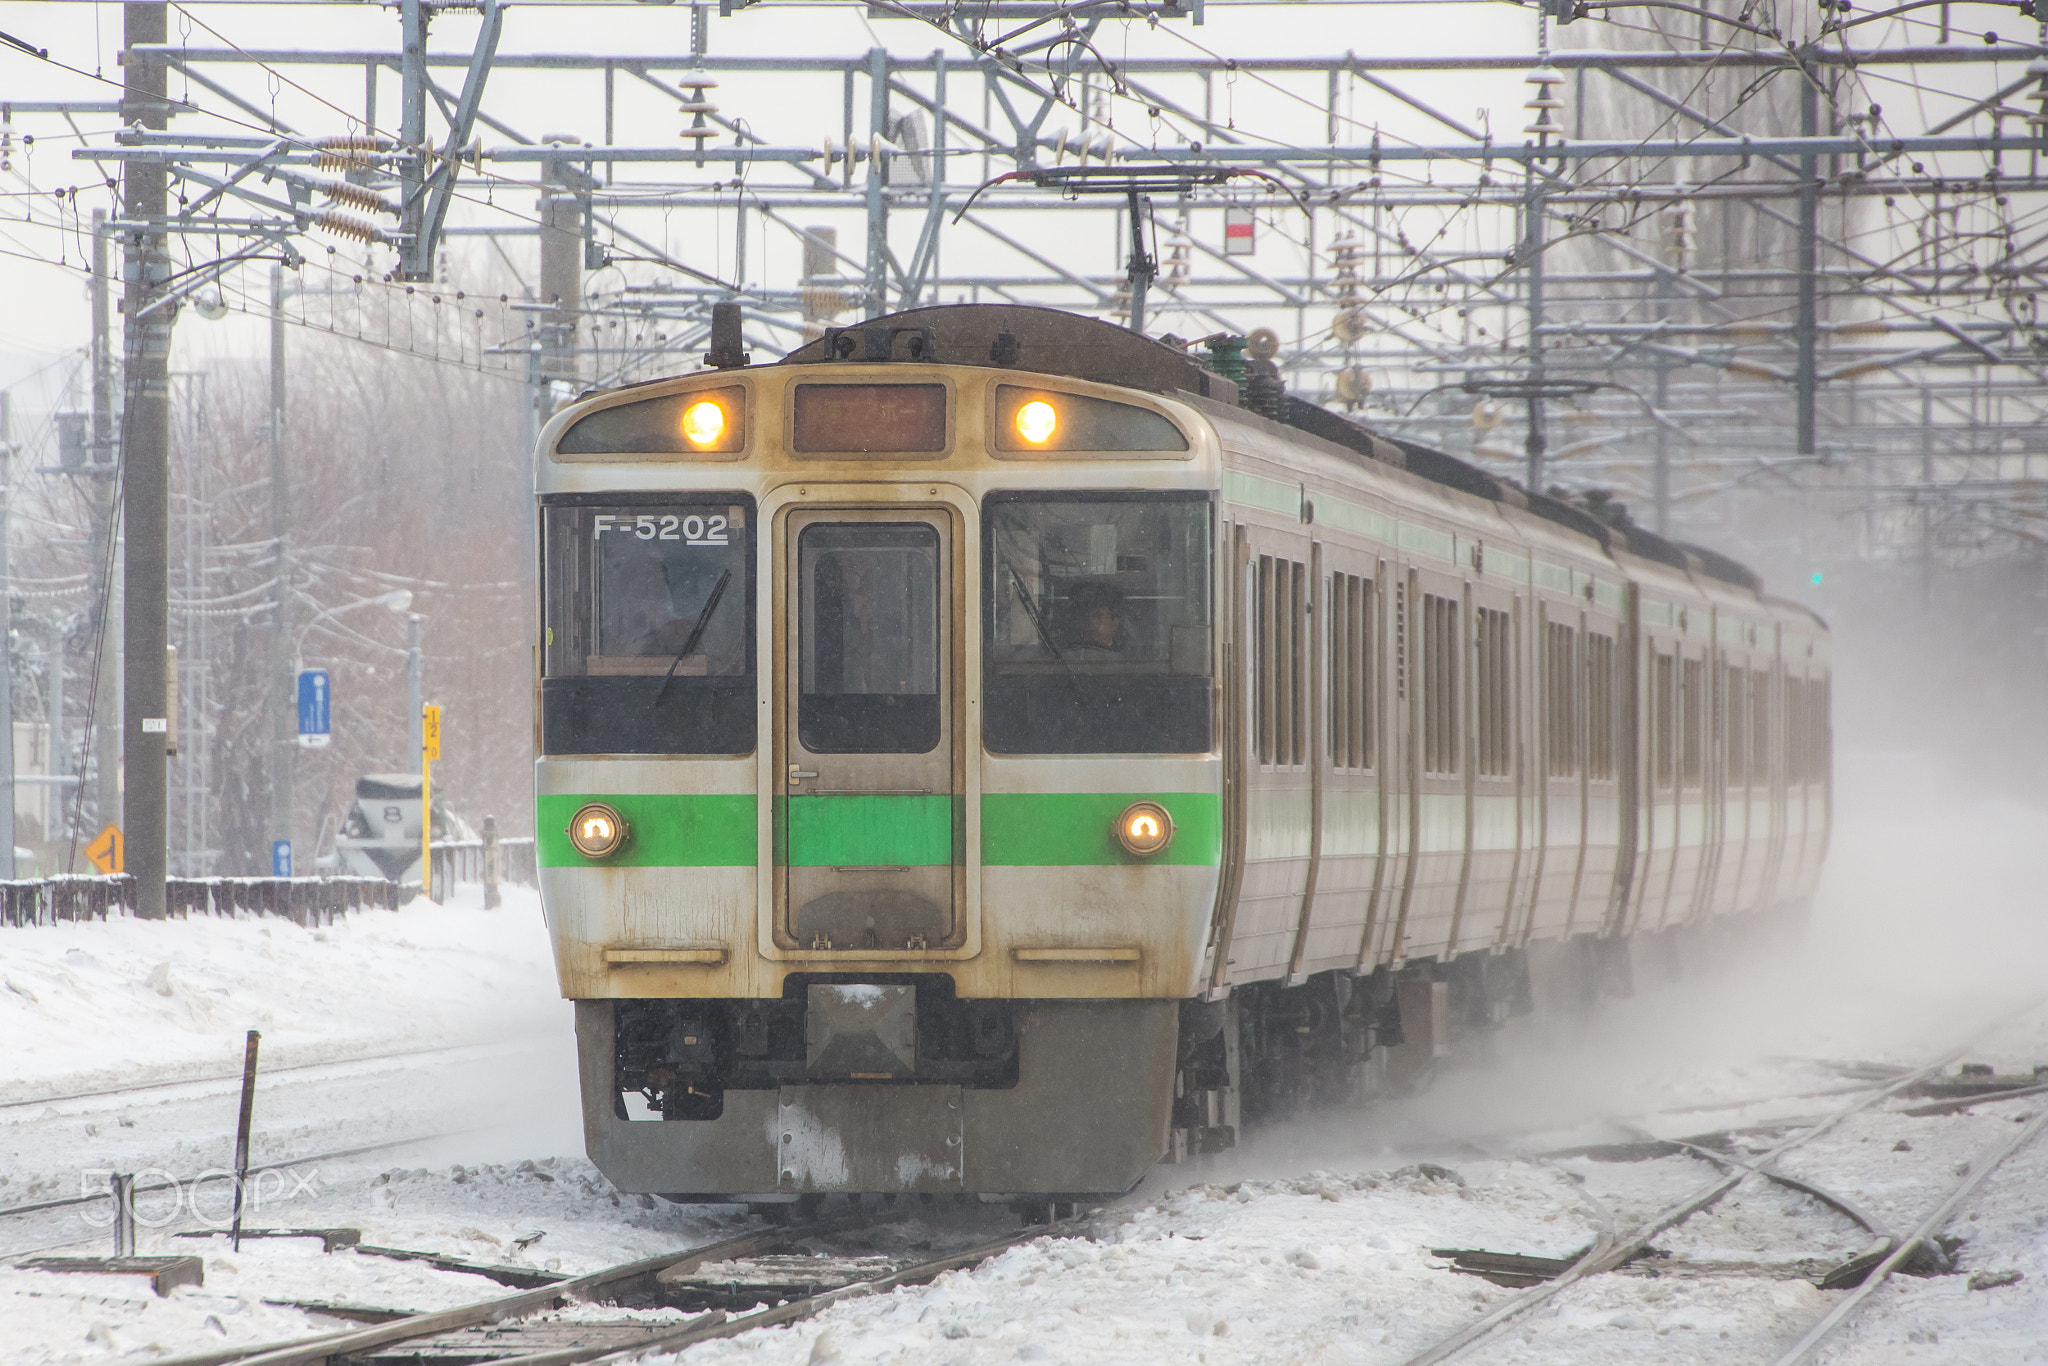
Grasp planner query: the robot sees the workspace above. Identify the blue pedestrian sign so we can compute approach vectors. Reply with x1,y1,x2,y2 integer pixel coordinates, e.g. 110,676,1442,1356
272,840,293,877
297,669,331,748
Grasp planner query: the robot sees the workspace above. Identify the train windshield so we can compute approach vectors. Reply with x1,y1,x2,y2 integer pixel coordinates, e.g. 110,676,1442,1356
540,498,755,755
983,491,1213,754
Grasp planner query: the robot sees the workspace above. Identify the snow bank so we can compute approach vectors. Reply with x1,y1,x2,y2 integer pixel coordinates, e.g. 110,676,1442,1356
0,885,568,1102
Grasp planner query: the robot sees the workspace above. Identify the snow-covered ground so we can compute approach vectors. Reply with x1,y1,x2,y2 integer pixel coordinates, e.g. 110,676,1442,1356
0,884,569,1103
2,781,2047,1364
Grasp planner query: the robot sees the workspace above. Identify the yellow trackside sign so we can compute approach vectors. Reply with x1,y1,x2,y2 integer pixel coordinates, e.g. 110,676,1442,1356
85,824,123,875
422,704,441,762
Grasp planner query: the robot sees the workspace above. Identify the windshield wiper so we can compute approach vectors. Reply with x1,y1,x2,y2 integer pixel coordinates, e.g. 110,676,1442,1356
650,568,733,709
1000,558,1081,693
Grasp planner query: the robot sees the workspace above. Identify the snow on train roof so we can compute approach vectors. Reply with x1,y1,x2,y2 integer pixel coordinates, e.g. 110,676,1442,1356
779,303,1770,599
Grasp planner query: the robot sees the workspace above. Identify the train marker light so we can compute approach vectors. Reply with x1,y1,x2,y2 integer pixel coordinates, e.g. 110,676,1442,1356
567,802,630,860
1113,800,1175,857
1015,399,1058,445
681,399,727,448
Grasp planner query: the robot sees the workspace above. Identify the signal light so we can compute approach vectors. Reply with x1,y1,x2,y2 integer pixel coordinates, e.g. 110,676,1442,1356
1015,399,1058,445
567,802,629,860
681,399,727,448
1113,800,1175,858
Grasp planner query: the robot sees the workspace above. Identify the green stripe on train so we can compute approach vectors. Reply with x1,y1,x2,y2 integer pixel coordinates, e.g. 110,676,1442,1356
980,792,1220,866
782,794,953,867
535,793,755,867
537,790,1220,868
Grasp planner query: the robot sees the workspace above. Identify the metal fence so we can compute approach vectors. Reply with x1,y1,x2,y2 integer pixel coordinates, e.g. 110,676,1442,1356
429,836,536,892
0,875,403,929
0,832,538,929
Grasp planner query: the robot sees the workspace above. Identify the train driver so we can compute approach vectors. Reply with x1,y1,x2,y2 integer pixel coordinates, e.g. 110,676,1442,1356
605,557,683,657
1061,579,1129,657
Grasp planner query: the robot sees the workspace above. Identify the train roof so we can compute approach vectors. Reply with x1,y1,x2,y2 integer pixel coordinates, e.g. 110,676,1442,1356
779,302,1239,403
775,304,1769,597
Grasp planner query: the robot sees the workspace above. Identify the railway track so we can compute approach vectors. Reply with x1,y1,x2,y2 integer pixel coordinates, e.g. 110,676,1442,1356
145,1210,1068,1366
10,1013,2042,1361
1769,1100,2048,1364
0,1130,477,1245
1399,1002,2048,1365
0,1038,561,1116
1,1036,566,1255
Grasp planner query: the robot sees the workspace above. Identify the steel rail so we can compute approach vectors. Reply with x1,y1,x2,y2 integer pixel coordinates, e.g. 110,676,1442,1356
0,1129,480,1226
1397,1004,2044,1366
0,1037,557,1115
1772,1101,2048,1366
149,1221,855,1366
1657,1135,1892,1244
491,1220,1072,1366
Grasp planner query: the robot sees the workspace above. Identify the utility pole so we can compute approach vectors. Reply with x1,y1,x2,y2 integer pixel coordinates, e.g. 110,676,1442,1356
864,47,889,318
406,614,424,775
89,213,121,856
538,148,583,415
1795,53,1820,458
0,392,15,879
1520,43,1563,496
44,620,64,820
398,0,430,274
1652,265,1672,535
268,266,294,872
122,2,172,918
1919,387,1934,600
1522,171,1548,494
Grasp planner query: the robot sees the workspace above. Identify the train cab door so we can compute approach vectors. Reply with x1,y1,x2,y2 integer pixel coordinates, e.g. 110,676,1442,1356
778,507,959,952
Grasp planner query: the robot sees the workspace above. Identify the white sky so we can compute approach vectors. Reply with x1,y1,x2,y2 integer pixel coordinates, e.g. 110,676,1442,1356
0,0,2021,439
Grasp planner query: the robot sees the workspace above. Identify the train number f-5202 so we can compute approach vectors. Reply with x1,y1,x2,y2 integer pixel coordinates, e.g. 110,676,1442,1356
592,512,730,545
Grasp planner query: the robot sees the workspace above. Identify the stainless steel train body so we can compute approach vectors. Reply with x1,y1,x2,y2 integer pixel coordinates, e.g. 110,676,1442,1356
533,305,1831,1202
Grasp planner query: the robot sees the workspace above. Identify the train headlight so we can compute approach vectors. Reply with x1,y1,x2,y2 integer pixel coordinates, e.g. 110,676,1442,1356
567,802,630,860
1113,800,1175,858
681,399,727,448
1015,399,1058,445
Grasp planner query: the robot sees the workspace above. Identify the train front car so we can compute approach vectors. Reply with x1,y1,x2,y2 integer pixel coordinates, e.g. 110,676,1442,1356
534,307,1226,1204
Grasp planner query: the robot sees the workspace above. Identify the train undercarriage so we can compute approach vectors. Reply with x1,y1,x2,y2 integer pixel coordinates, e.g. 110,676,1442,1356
582,933,1656,1205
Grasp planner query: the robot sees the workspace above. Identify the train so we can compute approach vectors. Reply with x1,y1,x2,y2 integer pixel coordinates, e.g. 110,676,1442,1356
532,303,1830,1206
334,773,464,884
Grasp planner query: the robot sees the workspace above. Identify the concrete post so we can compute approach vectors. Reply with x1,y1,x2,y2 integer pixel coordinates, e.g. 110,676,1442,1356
89,213,121,861
407,613,423,776
269,267,294,870
1795,56,1820,457
864,48,889,318
0,393,15,877
121,2,172,918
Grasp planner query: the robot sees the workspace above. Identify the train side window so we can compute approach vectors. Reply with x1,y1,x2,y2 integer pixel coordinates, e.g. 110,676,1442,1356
539,497,755,756
1255,557,1273,763
1475,607,1512,779
1328,572,1374,770
1253,555,1306,766
1751,668,1771,781
1421,593,1460,775
1681,658,1704,788
982,491,1213,754
1724,665,1747,787
1785,675,1808,784
1652,652,1676,790
1817,675,1831,782
1586,632,1615,781
1544,622,1577,778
